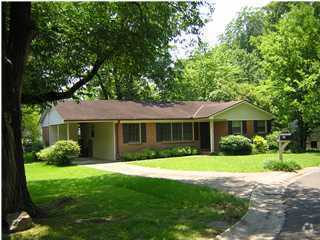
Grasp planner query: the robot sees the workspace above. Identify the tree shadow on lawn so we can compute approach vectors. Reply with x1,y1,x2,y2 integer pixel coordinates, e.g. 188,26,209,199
9,174,248,240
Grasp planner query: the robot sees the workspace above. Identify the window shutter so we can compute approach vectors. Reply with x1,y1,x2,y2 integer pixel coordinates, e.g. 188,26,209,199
242,121,247,135
141,123,146,143
228,121,233,134
253,120,257,133
267,120,272,133
193,122,199,140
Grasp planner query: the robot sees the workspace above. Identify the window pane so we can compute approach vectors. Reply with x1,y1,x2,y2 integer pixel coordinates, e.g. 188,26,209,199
156,123,171,142
141,123,146,143
172,123,182,141
231,121,241,134
256,120,266,133
183,123,193,140
194,122,199,140
123,123,140,143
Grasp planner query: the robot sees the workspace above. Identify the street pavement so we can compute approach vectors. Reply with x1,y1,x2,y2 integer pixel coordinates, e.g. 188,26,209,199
278,169,320,240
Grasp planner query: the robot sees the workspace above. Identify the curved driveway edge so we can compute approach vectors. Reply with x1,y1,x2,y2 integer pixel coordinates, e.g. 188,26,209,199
217,167,320,240
84,162,318,239
85,162,295,198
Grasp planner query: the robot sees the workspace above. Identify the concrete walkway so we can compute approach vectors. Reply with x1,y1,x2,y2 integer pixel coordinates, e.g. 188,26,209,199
86,162,295,198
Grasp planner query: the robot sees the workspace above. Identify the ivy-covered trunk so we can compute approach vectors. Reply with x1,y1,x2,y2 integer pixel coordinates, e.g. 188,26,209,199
2,2,38,230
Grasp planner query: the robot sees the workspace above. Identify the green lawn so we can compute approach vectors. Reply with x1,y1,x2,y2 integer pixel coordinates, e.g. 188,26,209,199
131,153,320,172
11,163,248,240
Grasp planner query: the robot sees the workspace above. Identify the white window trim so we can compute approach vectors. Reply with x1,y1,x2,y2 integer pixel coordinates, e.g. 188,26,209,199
231,121,243,135
255,120,267,134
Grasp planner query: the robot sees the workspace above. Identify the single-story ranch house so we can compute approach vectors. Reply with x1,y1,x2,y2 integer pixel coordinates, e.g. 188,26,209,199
40,100,273,161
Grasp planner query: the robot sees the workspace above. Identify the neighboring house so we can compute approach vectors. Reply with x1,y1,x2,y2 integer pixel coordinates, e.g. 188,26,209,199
40,100,273,161
306,127,320,150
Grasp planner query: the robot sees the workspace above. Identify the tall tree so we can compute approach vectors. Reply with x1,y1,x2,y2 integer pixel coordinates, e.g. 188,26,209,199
255,3,320,150
2,2,212,227
2,2,38,222
219,7,266,52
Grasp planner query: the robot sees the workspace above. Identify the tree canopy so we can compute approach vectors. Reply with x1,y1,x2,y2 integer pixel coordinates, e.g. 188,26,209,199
22,2,213,104
164,2,320,150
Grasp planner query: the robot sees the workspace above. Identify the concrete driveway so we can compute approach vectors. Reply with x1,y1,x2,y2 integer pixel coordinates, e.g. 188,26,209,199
85,162,296,198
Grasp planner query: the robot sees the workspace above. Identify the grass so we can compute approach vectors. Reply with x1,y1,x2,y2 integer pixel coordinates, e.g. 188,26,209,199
131,153,320,172
10,163,248,240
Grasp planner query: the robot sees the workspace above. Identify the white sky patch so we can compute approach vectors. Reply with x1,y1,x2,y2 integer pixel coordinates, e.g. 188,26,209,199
203,0,272,46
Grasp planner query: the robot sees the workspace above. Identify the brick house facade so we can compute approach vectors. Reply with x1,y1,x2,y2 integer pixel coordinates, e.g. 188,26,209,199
41,100,273,161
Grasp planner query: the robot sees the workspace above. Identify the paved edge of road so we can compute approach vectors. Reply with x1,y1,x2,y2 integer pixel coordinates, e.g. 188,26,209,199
216,167,320,240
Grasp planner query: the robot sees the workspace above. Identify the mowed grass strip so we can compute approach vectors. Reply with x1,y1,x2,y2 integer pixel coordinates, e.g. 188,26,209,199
131,153,320,172
10,163,248,240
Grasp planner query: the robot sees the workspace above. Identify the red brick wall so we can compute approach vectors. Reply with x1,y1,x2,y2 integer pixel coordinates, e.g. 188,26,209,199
246,120,254,138
117,122,199,158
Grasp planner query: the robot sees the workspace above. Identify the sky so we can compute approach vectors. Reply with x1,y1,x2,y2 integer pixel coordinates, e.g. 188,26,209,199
203,0,272,46
173,0,272,58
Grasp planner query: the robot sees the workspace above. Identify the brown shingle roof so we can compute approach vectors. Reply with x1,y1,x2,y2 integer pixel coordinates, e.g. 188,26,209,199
54,100,242,121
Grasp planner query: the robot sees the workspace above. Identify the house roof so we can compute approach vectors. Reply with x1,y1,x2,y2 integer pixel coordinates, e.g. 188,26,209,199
52,100,243,121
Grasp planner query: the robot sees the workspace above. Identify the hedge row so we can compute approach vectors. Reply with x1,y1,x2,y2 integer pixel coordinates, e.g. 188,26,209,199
122,146,199,161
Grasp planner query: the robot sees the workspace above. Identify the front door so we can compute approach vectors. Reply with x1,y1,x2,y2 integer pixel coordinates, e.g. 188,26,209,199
200,122,210,150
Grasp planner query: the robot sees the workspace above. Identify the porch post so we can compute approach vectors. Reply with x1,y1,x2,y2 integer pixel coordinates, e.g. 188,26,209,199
67,123,70,140
113,122,117,161
210,119,215,152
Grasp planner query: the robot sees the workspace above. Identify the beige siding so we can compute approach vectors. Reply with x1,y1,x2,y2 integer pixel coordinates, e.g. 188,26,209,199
68,123,79,141
92,122,115,161
49,125,58,145
58,124,67,140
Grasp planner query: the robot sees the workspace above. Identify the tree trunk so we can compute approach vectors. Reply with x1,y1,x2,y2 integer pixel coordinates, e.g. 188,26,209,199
2,2,39,231
294,115,307,152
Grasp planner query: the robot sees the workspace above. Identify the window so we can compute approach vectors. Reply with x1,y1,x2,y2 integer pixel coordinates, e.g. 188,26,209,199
156,123,171,142
311,141,318,149
183,123,193,140
172,123,182,141
123,123,146,144
231,121,242,135
156,122,194,142
254,120,266,134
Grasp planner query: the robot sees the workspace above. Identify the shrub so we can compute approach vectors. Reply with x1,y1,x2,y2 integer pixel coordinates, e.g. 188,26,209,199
263,160,301,172
122,152,141,161
122,148,158,161
141,148,158,159
122,146,199,161
266,131,280,150
37,146,55,162
23,151,39,163
23,140,43,153
157,148,173,158
219,135,252,155
252,135,268,153
37,140,80,166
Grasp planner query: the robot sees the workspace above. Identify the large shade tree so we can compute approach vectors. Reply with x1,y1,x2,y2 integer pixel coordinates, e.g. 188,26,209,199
255,3,320,150
2,1,213,229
